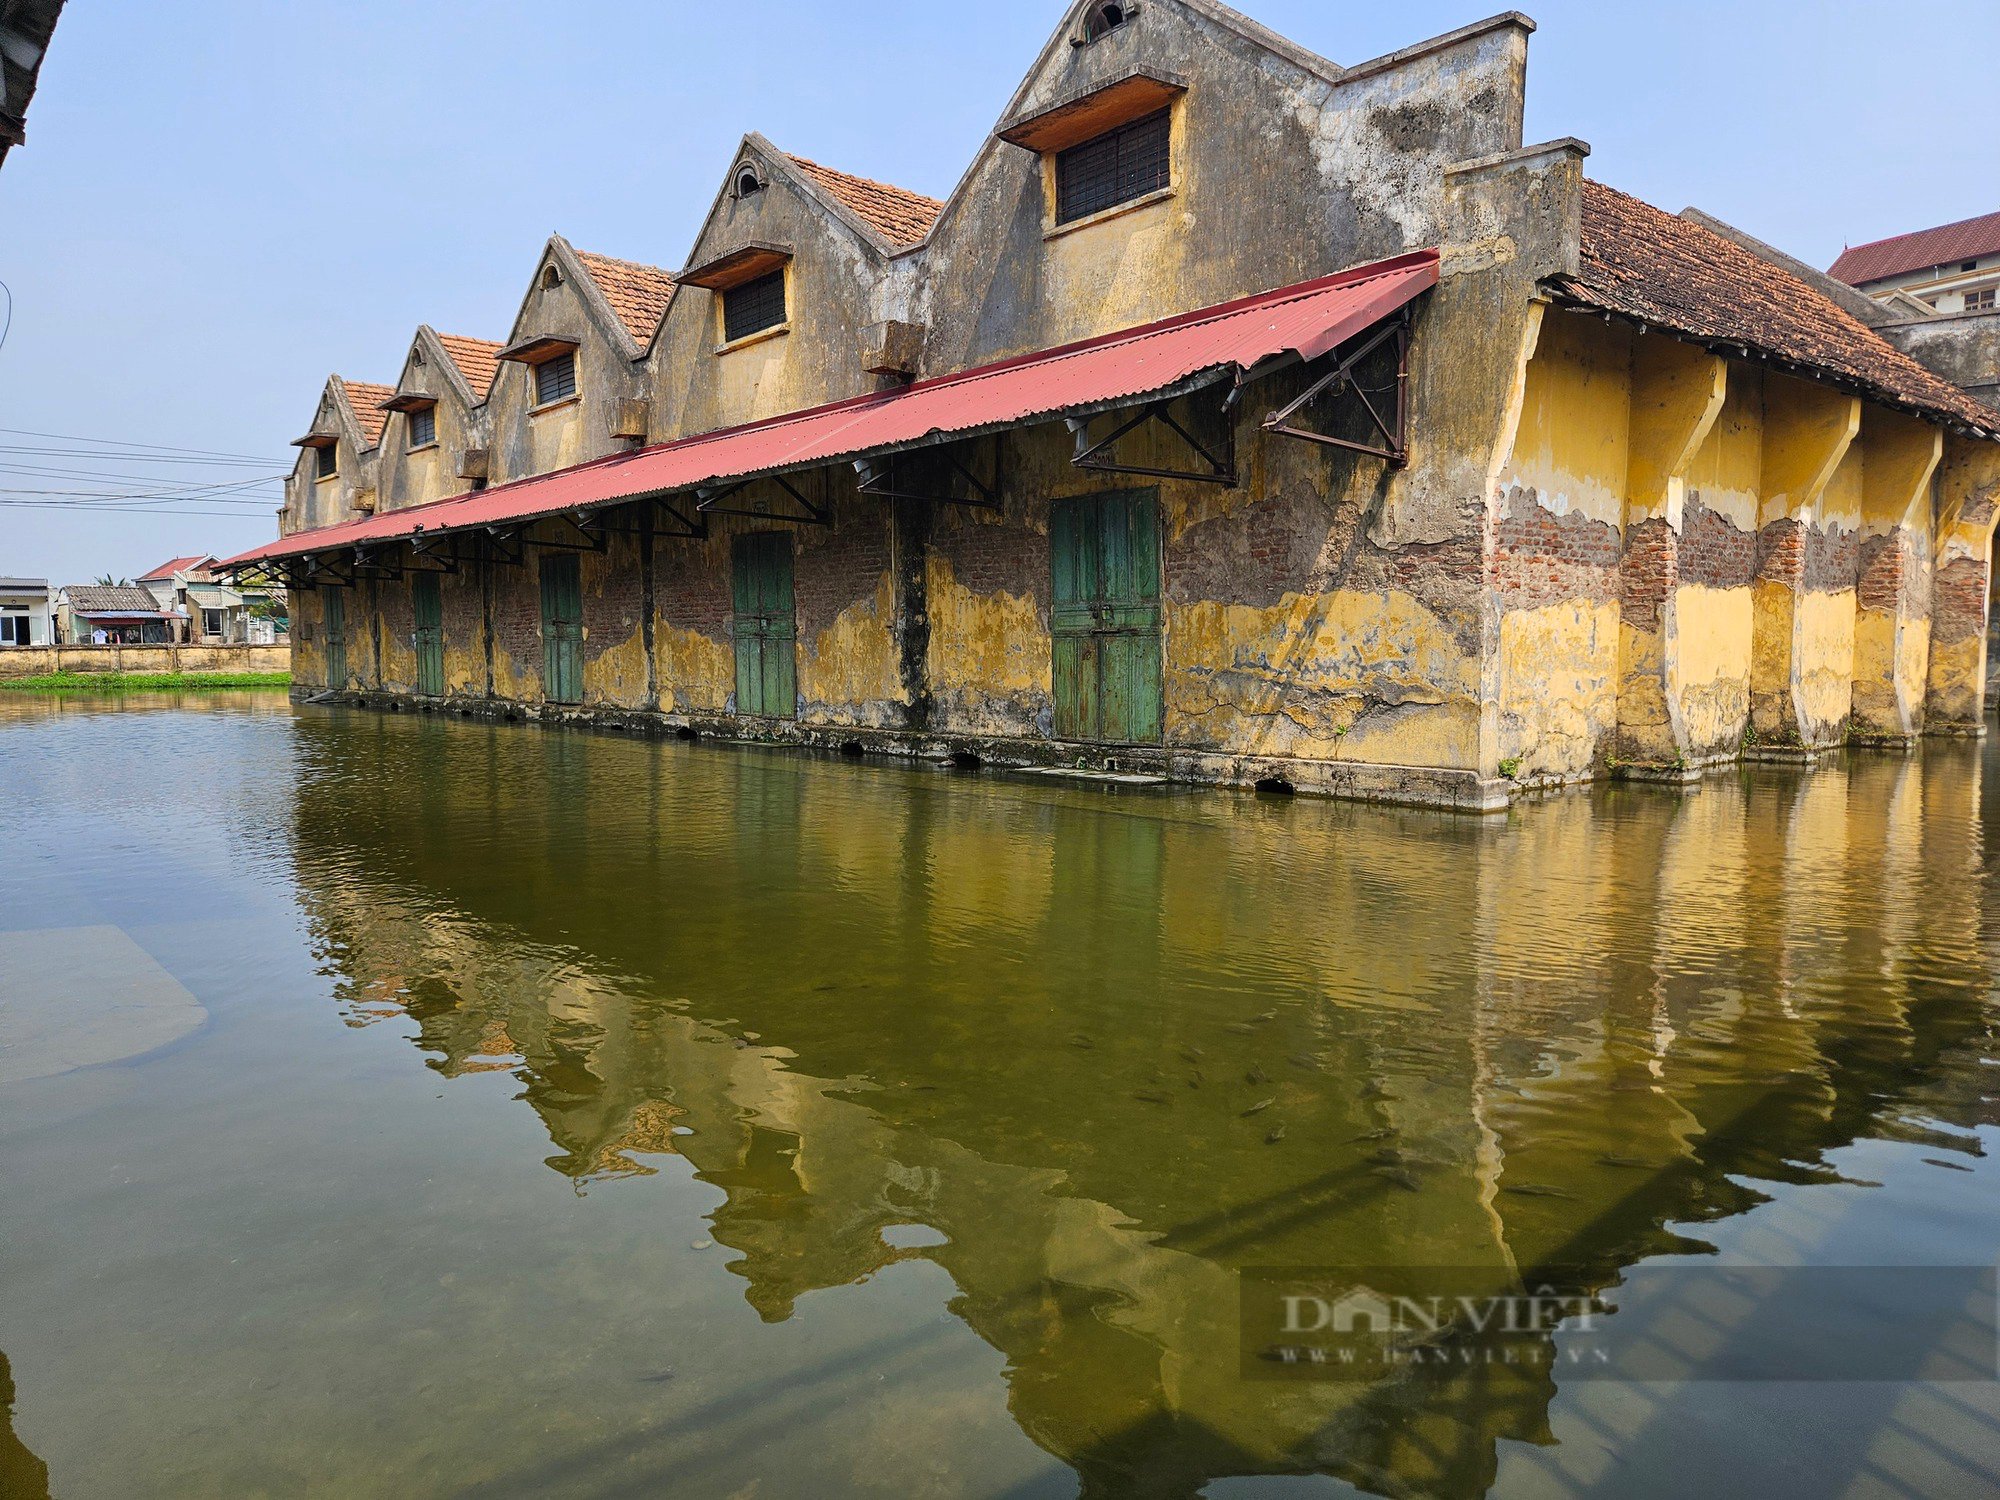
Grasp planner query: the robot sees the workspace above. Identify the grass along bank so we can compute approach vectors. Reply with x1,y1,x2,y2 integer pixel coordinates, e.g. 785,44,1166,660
0,671,292,691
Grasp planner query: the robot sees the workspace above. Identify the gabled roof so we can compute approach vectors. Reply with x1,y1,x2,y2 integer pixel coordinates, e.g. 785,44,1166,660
337,378,396,447
0,0,65,171
434,333,503,402
62,585,162,613
139,554,211,582
1829,210,2000,287
572,250,676,347
1549,182,1999,435
783,154,943,249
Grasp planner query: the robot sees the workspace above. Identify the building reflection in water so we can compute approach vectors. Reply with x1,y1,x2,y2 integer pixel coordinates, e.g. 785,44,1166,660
285,710,2000,1497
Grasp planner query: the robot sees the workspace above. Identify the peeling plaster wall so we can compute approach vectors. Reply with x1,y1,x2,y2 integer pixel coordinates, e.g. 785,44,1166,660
377,339,488,514
920,9,1530,373
650,151,914,441
1492,311,1626,776
488,253,647,488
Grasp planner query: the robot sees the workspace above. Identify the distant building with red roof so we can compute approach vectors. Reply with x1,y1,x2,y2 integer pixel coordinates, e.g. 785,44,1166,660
1830,210,2000,316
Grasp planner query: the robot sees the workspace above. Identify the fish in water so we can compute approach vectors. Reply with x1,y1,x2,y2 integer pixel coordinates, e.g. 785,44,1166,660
1253,1011,1277,1023
1265,1126,1287,1144
1133,1090,1173,1106
1288,1054,1321,1071
1246,1065,1269,1085
1371,1166,1421,1192
1368,1147,1407,1166
1180,1048,1205,1064
1350,1127,1397,1143
1598,1155,1661,1170
1359,1080,1393,1101
1070,1035,1095,1049
1241,1098,1275,1117
1186,1072,1204,1089
1501,1183,1576,1199
1224,1022,1257,1035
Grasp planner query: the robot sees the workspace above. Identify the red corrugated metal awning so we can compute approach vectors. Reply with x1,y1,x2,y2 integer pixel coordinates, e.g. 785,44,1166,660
222,249,1438,568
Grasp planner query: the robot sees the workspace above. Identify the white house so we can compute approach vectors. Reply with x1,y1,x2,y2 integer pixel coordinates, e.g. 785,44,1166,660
0,576,53,647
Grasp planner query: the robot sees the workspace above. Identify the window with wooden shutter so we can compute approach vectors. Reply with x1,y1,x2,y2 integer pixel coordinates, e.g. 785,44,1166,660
534,351,577,406
722,270,787,343
316,443,339,480
408,406,436,447
1054,108,1170,225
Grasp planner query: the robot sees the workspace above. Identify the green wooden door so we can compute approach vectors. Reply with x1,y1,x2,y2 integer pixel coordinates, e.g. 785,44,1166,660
1051,491,1162,744
412,573,444,697
539,553,583,704
732,533,797,719
321,586,346,689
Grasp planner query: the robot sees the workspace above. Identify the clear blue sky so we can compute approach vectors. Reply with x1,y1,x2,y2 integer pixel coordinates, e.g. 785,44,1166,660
2,1,1995,584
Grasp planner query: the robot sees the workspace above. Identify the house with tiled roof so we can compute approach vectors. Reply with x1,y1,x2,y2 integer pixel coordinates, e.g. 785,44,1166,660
281,375,392,534
375,327,506,516
481,235,672,489
647,135,946,441
1831,210,2000,316
242,1,2000,810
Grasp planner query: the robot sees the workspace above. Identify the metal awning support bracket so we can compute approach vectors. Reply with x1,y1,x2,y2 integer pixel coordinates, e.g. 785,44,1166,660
853,435,1000,510
1259,310,1411,468
1068,393,1236,485
695,471,830,525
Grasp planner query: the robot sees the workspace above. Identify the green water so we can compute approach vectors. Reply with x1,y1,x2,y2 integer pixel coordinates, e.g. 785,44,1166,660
1,693,1998,1497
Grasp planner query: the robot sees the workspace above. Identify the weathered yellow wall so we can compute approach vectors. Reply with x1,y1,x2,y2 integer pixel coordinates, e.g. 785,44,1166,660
1492,311,1628,776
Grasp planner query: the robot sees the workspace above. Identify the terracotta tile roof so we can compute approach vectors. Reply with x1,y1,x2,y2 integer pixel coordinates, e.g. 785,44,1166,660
1829,210,2000,287
785,154,943,249
434,333,503,401
1551,182,1999,434
138,555,209,582
573,251,676,347
337,379,396,447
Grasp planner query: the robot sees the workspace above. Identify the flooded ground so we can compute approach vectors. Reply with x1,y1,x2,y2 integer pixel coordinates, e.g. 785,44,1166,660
2,691,1998,1498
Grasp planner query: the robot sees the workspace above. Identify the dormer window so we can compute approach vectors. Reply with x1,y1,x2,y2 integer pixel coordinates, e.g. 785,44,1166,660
541,265,562,290
408,406,436,447
734,164,764,199
1055,108,1170,225
316,443,339,480
723,269,787,342
1081,2,1132,42
535,350,578,406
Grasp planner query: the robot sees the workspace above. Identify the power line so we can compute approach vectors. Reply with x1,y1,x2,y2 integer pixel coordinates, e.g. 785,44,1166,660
0,445,277,466
0,425,277,462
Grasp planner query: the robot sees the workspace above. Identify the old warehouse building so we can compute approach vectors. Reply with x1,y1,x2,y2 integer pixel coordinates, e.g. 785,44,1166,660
224,1,2000,810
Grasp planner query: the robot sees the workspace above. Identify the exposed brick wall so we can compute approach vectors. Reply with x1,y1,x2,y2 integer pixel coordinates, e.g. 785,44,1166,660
932,499,1048,605
1934,554,1990,645
490,550,545,694
1680,495,1757,590
657,535,732,639
794,497,890,643
1491,486,1620,612
1620,516,1676,634
1855,534,1907,615
580,533,648,667
1167,484,1328,608
1754,517,1806,589
1801,521,1859,594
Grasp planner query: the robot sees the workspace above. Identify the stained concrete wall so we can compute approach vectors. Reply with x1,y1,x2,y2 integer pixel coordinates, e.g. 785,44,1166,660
376,330,490,514
649,143,919,441
0,642,291,679
281,381,377,535
487,242,651,489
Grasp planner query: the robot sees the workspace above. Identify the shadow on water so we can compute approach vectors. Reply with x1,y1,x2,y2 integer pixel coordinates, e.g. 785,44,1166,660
266,707,2000,1497
0,1352,52,1500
